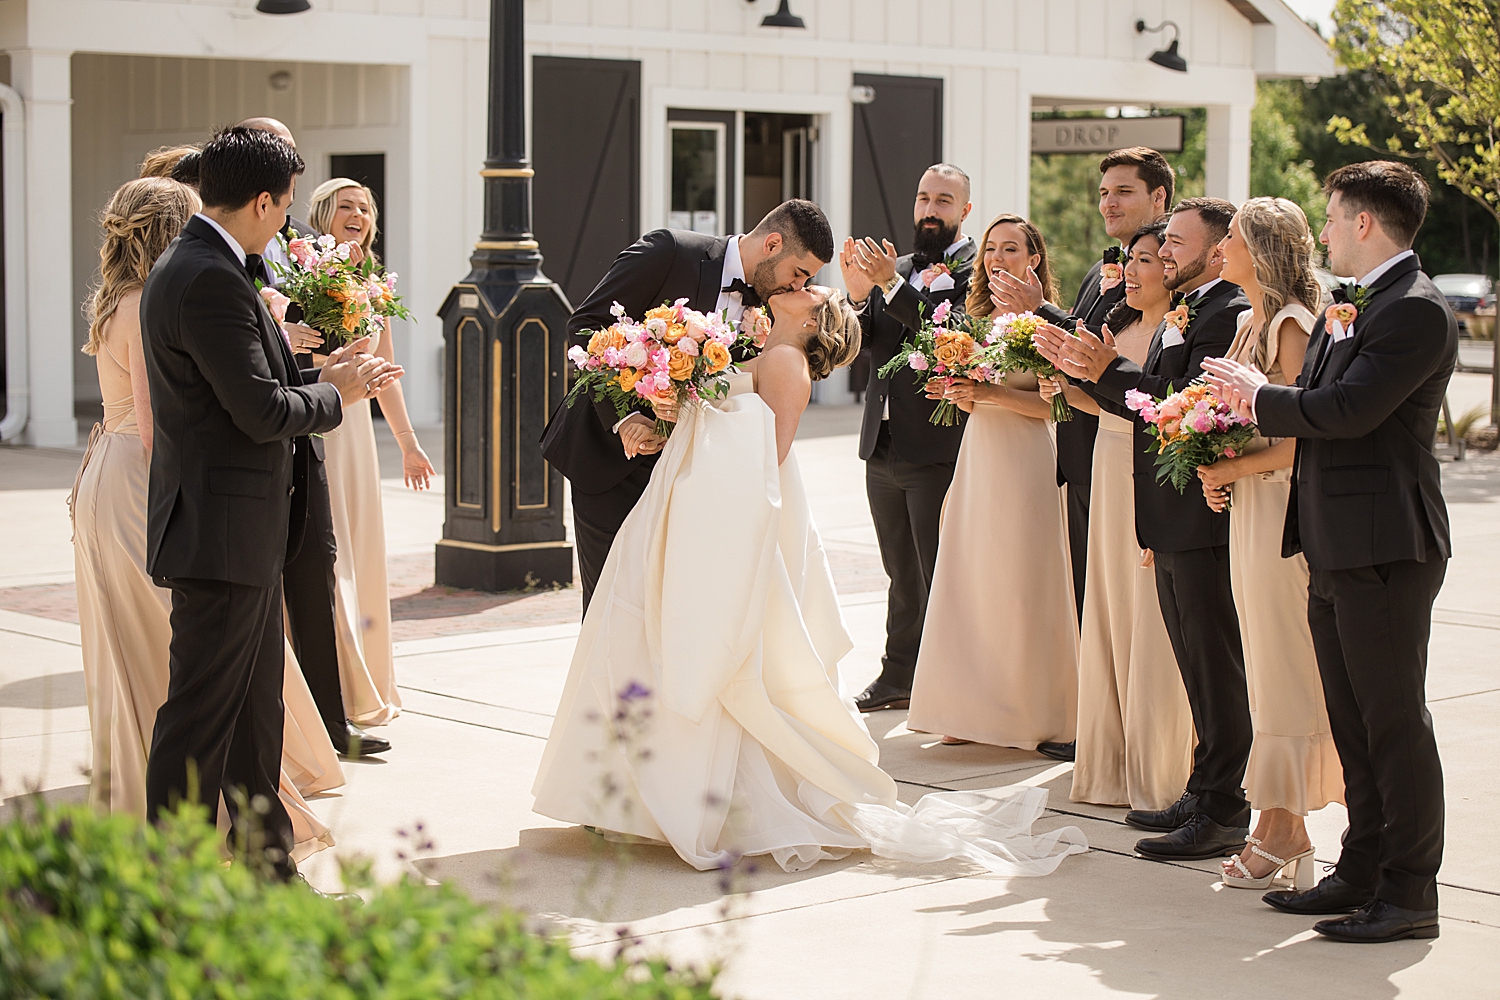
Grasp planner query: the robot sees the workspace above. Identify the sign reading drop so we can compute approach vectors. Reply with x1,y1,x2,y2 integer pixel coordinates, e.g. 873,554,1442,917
1031,115,1185,155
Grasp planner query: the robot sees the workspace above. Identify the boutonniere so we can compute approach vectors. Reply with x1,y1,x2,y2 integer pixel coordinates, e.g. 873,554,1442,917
1099,261,1124,291
1165,298,1198,332
1340,282,1373,312
919,261,953,290
1325,301,1359,342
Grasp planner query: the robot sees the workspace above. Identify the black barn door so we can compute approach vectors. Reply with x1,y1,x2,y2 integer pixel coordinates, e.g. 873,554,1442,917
532,57,640,307
851,73,943,254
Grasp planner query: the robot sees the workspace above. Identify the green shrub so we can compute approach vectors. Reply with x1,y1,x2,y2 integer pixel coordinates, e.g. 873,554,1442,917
0,801,715,999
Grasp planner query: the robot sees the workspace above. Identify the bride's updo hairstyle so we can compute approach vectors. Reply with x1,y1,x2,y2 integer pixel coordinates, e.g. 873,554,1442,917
805,290,862,381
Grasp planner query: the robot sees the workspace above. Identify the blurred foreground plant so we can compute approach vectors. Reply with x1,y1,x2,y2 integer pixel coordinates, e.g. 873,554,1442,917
0,799,715,999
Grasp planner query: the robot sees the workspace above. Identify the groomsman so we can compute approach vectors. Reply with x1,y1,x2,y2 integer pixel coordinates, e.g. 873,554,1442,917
1206,162,1456,944
991,145,1174,762
240,116,390,759
838,164,976,713
1035,198,1253,860
541,200,835,611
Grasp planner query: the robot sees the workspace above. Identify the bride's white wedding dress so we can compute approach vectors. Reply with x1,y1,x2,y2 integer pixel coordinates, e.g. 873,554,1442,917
532,372,1087,874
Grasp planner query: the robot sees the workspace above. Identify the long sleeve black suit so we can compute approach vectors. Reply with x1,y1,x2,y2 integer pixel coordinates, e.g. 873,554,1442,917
856,238,975,691
1255,254,1456,911
141,216,343,875
1038,252,1125,618
539,229,731,610
1088,279,1252,827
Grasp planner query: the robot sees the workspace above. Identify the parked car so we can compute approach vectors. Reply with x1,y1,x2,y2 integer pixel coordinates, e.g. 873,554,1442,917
1432,273,1495,340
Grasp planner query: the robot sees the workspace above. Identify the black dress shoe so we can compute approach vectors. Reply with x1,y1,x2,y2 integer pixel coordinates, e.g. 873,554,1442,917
1134,813,1248,861
329,722,391,758
1263,874,1374,915
855,680,911,713
1036,741,1076,761
1124,791,1199,832
1314,900,1438,943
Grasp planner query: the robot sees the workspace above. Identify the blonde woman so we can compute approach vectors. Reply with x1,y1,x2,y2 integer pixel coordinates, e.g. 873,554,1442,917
70,177,339,859
1198,197,1343,888
905,215,1079,750
285,178,432,726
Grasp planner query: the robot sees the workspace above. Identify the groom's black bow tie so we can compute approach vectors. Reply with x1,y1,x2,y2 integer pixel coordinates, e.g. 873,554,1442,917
245,253,266,284
723,277,762,308
1103,246,1122,265
1332,284,1350,304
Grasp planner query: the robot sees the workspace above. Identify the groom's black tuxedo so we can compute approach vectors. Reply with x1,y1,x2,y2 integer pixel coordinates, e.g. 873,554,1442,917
1255,253,1456,912
1039,250,1125,618
141,215,343,874
1088,278,1251,828
856,238,974,693
539,229,731,610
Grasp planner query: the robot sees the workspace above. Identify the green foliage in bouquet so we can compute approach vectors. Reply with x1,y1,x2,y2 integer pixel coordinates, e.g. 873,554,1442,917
0,800,716,1000
988,312,1074,423
268,231,413,351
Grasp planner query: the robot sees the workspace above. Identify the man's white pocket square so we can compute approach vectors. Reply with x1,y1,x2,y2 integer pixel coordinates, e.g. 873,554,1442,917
1160,327,1186,348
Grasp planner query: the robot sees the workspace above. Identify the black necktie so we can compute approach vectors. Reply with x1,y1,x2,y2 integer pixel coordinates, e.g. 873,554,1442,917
245,253,266,285
724,277,762,308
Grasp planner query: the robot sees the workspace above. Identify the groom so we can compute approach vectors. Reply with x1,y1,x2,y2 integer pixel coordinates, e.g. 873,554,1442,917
141,126,398,877
541,200,835,611
1206,161,1456,943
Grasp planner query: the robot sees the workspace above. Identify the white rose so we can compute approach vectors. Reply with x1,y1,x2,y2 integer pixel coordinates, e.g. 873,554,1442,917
623,342,650,368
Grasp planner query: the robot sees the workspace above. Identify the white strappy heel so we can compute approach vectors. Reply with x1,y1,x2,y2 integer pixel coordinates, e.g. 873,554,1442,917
1221,836,1316,890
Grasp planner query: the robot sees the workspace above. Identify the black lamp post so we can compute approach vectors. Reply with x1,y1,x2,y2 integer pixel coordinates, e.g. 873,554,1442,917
434,0,573,592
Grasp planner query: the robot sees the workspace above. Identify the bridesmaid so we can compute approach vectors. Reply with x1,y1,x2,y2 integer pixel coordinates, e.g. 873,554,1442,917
1198,197,1342,889
906,215,1079,749
71,177,339,860
1044,222,1195,809
287,178,434,727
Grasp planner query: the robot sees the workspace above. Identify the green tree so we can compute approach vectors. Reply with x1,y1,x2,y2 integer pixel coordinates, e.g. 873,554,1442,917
1250,79,1325,230
1327,0,1500,418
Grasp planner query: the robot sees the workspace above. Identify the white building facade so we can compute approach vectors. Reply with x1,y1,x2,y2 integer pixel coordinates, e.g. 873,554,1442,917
0,0,1331,447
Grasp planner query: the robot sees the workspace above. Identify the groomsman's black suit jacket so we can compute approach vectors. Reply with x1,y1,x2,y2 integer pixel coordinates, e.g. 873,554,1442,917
142,216,344,588
1090,279,1247,553
857,237,978,463
540,229,731,495
1256,255,1456,569
1039,254,1122,487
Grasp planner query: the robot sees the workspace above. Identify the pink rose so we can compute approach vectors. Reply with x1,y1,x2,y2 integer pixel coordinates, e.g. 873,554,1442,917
1327,303,1358,324
676,335,700,357
908,352,929,371
684,314,710,343
286,238,315,269
1099,262,1124,291
259,286,290,325
1223,447,1238,459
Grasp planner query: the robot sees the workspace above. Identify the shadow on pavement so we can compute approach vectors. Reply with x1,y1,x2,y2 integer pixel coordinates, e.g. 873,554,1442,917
0,670,87,709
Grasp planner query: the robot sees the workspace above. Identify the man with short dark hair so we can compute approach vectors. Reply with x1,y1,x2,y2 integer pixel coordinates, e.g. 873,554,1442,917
1035,197,1253,862
141,126,400,878
991,145,1173,761
541,199,834,611
1206,160,1456,943
838,164,977,713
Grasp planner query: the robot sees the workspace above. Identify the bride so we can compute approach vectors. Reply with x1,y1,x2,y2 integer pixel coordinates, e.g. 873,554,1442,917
532,285,1087,875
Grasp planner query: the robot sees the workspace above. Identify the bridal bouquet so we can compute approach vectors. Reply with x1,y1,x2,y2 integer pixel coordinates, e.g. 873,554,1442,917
986,311,1073,423
565,299,767,437
875,300,1005,426
1125,381,1256,496
263,231,411,350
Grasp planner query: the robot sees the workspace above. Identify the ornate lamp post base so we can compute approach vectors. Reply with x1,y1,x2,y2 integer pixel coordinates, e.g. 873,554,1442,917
435,0,573,593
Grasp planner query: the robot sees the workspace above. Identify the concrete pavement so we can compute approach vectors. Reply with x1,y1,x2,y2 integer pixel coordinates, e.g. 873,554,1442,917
3,386,1498,999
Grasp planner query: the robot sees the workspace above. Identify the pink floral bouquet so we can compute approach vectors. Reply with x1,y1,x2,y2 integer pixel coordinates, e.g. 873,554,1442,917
263,231,410,350
1125,381,1257,496
564,299,765,437
876,299,1003,426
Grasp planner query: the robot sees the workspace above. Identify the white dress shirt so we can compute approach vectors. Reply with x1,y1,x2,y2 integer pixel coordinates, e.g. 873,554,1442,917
715,234,750,325
888,236,970,300
262,232,291,287
195,213,246,266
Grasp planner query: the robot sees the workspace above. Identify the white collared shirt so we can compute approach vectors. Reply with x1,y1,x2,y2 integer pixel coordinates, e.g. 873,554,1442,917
195,213,247,267
1357,249,1415,288
263,233,291,287
715,235,749,324
900,236,971,294
1186,276,1222,302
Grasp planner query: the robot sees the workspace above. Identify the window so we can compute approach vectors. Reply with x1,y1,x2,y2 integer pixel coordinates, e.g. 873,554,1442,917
668,122,725,235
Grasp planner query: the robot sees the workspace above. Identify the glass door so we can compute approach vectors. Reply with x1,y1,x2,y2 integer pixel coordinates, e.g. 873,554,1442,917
668,121,726,235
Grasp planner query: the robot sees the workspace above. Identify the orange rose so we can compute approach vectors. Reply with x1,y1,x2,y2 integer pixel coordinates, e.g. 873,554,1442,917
617,367,641,392
702,340,731,373
587,330,613,355
933,332,975,368
664,322,688,345
667,346,695,380
644,306,674,323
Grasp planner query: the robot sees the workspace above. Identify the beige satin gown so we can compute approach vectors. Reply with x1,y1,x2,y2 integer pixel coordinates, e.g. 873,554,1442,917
1225,304,1343,814
907,375,1079,748
71,332,341,861
321,332,401,725
1070,322,1195,809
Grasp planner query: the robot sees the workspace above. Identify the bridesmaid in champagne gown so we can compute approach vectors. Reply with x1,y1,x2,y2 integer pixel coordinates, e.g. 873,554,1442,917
71,177,338,861
906,216,1078,749
1047,223,1195,809
1198,200,1342,889
293,179,436,727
